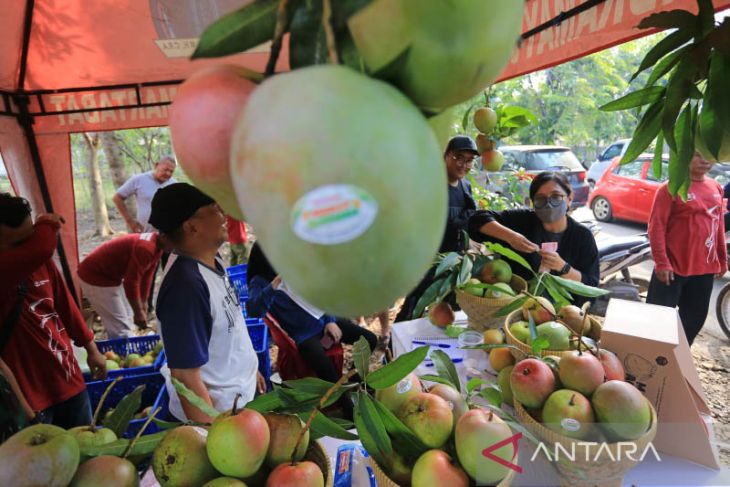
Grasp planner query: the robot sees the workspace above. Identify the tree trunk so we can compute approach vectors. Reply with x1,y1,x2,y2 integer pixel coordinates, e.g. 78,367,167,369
83,133,113,237
100,131,137,218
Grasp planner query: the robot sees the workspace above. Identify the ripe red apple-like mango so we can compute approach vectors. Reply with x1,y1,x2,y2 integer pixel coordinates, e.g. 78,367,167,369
592,380,653,441
230,65,447,316
170,65,257,220
455,409,516,485
153,426,218,487
207,409,270,479
348,0,524,111
428,301,455,328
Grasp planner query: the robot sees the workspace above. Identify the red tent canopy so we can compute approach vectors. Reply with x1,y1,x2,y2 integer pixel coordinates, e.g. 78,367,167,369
1,0,728,299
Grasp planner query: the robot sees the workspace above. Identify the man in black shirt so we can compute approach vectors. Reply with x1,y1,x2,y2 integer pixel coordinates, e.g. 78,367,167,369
395,136,478,322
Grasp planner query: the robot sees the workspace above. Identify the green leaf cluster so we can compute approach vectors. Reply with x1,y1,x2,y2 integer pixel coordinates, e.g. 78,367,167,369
600,2,730,197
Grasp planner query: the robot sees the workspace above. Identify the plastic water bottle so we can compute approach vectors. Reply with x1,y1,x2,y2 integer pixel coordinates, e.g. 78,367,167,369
334,444,377,487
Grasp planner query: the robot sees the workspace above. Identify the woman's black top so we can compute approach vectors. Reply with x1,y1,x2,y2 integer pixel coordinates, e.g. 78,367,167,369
467,209,600,288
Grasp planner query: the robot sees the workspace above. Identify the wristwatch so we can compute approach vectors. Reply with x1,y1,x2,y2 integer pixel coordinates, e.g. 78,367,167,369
558,263,571,276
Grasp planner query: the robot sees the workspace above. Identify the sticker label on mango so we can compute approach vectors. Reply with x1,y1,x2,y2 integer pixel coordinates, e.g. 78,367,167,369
560,418,581,432
291,184,378,245
396,378,413,395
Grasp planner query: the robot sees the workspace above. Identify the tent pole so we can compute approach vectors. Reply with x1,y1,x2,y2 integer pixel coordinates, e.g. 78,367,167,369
14,0,80,304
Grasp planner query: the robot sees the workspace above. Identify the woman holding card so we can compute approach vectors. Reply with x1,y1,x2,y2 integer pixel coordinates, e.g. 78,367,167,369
467,172,599,294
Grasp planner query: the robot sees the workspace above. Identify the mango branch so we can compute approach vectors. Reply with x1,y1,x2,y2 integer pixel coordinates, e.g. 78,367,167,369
91,376,122,429
265,0,290,77
122,407,160,459
291,368,357,464
322,0,340,65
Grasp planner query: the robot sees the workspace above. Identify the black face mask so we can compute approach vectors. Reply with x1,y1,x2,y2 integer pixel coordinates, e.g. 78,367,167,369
534,200,567,223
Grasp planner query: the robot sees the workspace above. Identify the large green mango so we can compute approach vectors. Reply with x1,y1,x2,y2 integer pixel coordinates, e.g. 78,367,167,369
348,0,525,111
230,65,447,316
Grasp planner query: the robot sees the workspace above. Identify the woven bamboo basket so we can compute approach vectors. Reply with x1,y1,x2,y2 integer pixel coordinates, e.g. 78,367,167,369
514,399,657,487
306,440,334,487
503,309,602,360
369,454,517,486
455,275,528,332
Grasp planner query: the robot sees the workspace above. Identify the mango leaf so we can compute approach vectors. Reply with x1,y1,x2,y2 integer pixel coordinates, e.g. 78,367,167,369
457,257,473,287
353,336,372,381
543,277,570,310
662,57,696,153
430,349,461,393
412,277,446,319
245,390,285,413
620,99,663,164
484,242,533,273
80,431,167,458
500,105,538,124
494,294,528,317
151,418,182,431
418,374,458,387
193,0,283,59
276,384,347,411
471,282,517,297
652,131,665,180
283,377,336,396
698,52,730,160
550,275,610,297
467,377,487,393
637,10,698,31
171,378,220,419
531,336,551,355
669,104,694,197
444,324,468,338
288,0,328,69
645,45,690,87
599,86,665,111
332,417,356,430
298,410,358,440
102,385,144,438
478,385,503,407
708,19,730,57
436,273,457,302
434,252,461,279
367,345,429,390
353,400,387,468
356,393,392,455
371,398,428,458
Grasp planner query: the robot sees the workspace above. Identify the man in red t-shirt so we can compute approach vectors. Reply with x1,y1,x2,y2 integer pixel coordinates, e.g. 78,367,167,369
647,152,728,345
225,215,251,266
0,194,106,428
78,233,169,338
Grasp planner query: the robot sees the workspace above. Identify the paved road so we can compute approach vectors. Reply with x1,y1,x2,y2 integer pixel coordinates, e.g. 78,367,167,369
572,206,729,342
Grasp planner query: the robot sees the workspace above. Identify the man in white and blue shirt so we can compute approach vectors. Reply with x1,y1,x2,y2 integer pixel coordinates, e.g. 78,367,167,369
149,183,265,422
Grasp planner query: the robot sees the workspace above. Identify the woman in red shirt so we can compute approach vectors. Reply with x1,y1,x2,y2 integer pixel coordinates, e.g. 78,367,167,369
647,152,728,345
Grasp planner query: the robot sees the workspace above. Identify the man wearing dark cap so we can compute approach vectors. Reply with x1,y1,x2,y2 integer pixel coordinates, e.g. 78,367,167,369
149,183,266,422
395,135,479,321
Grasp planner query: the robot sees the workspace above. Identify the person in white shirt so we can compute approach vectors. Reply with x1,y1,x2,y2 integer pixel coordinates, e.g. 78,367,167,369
149,183,266,422
113,156,177,233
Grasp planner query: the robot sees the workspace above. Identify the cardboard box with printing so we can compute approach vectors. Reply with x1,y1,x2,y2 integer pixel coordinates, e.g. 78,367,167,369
600,299,719,469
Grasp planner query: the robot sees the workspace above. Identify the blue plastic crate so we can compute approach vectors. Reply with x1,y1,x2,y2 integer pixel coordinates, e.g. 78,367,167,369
247,323,271,390
226,264,248,303
245,317,264,327
86,372,170,438
86,335,166,381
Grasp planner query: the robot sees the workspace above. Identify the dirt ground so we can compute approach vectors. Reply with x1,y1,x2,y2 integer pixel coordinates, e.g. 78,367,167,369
76,210,730,466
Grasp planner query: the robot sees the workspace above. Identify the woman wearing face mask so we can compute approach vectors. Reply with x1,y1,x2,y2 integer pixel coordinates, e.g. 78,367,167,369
467,172,599,295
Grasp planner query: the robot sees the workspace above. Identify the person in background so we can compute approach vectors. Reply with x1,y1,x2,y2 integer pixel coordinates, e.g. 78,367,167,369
149,183,266,422
468,171,599,304
225,215,252,267
246,243,377,384
113,156,177,233
647,152,727,345
78,232,170,338
0,193,106,429
395,135,479,321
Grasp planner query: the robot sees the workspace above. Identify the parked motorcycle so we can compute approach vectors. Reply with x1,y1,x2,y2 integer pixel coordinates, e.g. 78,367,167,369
592,233,653,316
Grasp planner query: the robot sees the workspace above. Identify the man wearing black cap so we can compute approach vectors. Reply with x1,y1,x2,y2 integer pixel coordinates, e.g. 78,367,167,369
149,183,266,422
395,135,479,321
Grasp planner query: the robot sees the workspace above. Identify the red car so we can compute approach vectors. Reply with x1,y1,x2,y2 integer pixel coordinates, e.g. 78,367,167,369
588,154,667,224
